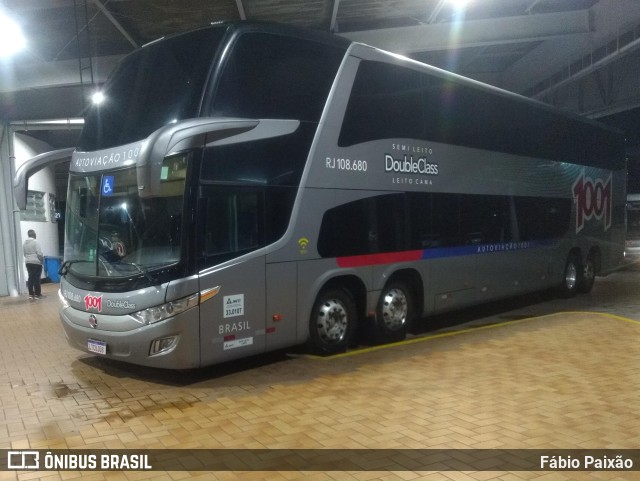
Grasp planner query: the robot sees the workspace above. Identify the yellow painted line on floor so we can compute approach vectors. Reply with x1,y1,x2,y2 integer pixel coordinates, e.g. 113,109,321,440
308,310,640,361
562,310,640,325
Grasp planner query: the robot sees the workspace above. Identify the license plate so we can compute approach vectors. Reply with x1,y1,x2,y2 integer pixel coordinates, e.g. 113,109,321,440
87,339,107,355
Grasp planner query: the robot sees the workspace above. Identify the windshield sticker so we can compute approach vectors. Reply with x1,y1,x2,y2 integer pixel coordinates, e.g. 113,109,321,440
102,176,114,196
223,294,244,318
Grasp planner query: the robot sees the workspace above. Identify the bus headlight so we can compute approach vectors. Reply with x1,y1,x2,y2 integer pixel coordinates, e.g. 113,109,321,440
132,293,199,325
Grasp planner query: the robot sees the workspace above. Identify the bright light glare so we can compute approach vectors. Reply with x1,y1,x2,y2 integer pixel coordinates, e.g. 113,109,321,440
92,91,106,105
0,11,26,58
449,0,472,10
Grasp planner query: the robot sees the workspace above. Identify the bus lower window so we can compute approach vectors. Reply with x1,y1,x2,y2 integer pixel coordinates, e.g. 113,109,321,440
318,192,571,259
201,191,263,266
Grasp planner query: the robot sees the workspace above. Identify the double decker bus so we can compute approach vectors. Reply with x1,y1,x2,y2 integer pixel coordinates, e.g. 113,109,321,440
15,22,626,369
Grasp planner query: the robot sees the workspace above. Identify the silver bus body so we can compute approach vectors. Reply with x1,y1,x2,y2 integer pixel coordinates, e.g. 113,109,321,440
40,23,625,369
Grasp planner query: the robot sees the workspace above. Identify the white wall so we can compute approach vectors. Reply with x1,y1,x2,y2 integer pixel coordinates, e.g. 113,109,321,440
14,133,60,281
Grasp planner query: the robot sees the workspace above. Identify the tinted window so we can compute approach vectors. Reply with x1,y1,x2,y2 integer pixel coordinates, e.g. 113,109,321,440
199,189,263,267
318,193,568,258
212,33,345,121
318,195,406,257
339,62,424,144
79,28,225,151
414,195,511,247
514,197,572,241
406,193,433,248
376,194,407,252
459,195,511,244
339,61,624,169
198,186,296,268
265,186,297,243
318,197,373,257
200,122,316,187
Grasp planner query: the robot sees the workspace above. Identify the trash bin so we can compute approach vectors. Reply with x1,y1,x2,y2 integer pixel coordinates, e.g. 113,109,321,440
44,256,63,283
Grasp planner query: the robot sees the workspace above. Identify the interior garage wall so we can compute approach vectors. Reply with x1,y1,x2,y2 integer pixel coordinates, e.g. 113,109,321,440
0,128,59,297
13,133,60,294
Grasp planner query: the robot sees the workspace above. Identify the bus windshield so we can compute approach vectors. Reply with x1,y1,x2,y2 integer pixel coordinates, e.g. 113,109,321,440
64,166,185,278
78,27,225,151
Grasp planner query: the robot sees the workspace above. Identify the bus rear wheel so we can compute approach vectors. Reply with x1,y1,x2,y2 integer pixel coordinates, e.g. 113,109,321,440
308,288,357,355
578,253,596,293
559,253,581,297
372,281,414,344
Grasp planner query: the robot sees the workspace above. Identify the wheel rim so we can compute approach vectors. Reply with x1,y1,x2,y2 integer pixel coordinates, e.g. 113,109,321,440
316,298,348,344
565,262,578,291
380,288,408,331
583,260,595,284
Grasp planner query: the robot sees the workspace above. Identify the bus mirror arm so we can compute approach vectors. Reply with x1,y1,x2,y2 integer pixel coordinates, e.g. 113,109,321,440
160,119,261,156
137,119,262,199
13,147,75,210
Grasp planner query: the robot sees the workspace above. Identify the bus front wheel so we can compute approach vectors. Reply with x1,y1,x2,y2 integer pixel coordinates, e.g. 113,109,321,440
308,288,357,355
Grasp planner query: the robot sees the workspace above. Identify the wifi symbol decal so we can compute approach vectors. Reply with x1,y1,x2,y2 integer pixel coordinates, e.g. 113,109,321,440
298,237,310,254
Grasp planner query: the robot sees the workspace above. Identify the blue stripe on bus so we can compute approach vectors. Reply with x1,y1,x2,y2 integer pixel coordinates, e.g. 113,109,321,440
336,239,557,268
421,239,556,260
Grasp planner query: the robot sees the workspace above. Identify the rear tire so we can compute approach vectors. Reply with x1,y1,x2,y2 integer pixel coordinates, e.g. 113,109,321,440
308,288,357,355
372,281,414,344
578,253,596,293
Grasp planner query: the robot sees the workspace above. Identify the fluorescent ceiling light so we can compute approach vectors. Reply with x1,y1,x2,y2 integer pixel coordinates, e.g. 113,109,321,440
0,10,26,58
92,91,106,105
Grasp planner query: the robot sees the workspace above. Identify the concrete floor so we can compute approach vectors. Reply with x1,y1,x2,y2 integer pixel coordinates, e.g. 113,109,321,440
1,262,639,481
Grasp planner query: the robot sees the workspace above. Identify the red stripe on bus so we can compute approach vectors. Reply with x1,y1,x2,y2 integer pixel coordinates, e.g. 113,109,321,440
336,250,423,268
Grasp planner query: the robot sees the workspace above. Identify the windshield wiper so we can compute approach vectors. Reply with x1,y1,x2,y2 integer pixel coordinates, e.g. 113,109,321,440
59,259,92,276
116,261,160,285
60,258,160,284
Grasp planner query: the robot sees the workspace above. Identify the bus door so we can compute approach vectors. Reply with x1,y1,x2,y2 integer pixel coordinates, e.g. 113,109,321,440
197,188,267,365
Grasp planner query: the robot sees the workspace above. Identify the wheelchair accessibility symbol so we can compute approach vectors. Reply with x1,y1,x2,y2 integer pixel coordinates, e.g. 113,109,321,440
102,176,114,196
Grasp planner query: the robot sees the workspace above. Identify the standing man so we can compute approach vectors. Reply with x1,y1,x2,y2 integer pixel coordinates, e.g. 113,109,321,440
23,229,44,300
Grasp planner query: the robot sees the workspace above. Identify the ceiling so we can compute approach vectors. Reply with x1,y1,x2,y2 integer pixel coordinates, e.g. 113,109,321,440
2,0,640,151
1,0,602,63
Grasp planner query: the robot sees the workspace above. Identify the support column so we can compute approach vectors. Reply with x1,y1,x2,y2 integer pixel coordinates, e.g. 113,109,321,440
0,123,20,297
